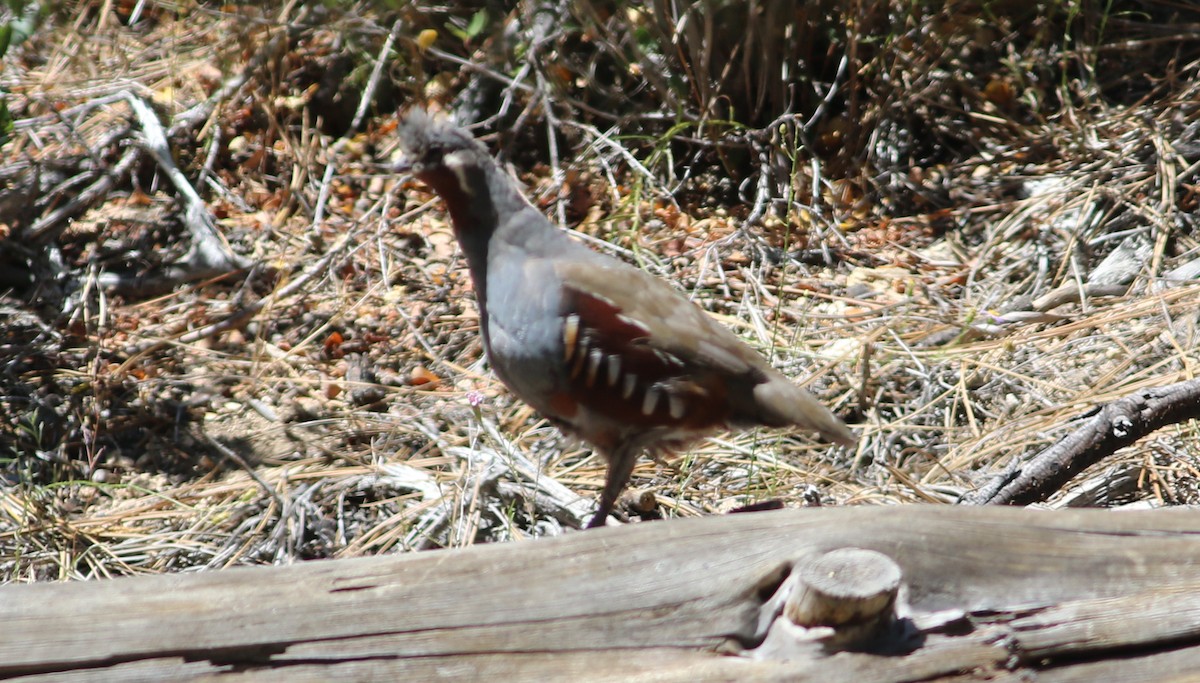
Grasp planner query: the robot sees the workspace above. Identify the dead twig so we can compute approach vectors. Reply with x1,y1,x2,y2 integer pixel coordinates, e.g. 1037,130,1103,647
117,229,351,373
23,146,141,245
200,432,282,507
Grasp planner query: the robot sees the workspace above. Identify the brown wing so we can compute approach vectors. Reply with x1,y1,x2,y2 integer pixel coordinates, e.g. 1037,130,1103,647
554,259,767,377
552,260,769,435
555,258,857,447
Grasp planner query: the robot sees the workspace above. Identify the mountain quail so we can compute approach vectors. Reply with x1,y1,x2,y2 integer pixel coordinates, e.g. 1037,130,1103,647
398,110,855,528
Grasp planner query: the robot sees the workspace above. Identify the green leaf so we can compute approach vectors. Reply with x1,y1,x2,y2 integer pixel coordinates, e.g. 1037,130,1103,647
0,94,12,148
445,9,488,44
464,9,487,40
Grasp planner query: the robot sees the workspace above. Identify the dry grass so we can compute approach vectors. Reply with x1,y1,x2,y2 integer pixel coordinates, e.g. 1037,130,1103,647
1,2,1198,582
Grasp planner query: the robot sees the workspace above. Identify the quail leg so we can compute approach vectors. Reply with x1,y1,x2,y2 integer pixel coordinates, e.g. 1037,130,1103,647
587,443,641,528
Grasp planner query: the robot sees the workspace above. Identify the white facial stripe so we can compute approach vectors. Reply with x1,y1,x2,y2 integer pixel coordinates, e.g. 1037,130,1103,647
444,150,475,195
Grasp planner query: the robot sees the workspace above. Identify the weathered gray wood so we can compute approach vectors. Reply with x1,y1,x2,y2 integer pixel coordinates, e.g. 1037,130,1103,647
1007,583,1200,658
2,506,1199,682
1036,646,1200,683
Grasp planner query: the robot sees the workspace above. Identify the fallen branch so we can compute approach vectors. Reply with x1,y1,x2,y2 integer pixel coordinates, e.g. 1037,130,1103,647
962,377,1200,505
94,93,250,294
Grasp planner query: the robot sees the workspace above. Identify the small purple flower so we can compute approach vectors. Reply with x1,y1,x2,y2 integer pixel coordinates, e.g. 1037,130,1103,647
467,390,485,407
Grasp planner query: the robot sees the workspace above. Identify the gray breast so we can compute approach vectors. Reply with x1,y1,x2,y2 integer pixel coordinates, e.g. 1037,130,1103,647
481,243,569,410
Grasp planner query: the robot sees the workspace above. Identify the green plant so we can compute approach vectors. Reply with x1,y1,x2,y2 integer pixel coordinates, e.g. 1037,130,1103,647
0,0,45,59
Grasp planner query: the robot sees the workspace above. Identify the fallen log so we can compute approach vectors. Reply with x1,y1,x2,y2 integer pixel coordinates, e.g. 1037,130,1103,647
2,506,1198,682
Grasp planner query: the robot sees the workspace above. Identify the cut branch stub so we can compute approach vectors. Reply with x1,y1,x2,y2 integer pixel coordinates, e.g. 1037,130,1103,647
786,547,902,644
